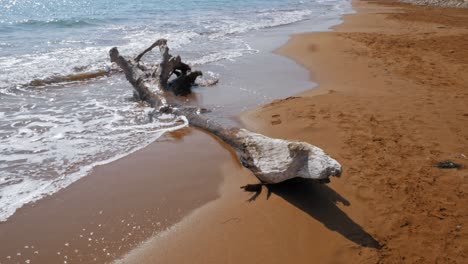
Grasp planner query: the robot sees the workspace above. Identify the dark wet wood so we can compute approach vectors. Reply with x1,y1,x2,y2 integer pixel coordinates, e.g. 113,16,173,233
109,39,342,184
109,39,242,151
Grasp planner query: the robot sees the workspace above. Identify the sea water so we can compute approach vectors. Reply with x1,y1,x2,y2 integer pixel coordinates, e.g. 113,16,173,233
0,0,352,222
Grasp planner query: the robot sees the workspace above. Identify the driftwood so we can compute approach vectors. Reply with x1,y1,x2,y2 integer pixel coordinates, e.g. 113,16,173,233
110,39,342,184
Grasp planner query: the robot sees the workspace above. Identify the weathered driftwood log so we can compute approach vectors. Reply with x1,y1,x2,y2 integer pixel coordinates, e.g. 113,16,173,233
110,39,342,184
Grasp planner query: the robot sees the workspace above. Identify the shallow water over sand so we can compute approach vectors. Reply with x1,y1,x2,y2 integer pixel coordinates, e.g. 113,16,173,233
0,0,352,223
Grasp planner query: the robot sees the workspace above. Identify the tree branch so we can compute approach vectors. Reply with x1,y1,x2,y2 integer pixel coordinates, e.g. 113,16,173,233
109,40,342,184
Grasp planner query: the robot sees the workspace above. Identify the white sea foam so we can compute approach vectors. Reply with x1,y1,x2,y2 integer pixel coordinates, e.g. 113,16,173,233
0,1,352,90
188,48,258,66
0,0,354,223
0,80,188,222
211,9,315,36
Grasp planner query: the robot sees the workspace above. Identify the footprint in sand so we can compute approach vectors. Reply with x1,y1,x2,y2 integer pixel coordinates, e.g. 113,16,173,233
271,114,282,125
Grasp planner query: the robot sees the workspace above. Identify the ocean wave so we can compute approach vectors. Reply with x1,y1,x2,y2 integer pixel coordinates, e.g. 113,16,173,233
0,2,350,90
0,81,189,222
0,46,113,90
0,0,355,223
188,47,259,66
0,29,253,90
0,42,13,47
27,69,113,87
4,18,101,28
200,9,314,38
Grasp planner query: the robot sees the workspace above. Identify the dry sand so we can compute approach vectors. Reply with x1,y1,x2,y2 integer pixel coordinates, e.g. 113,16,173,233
2,0,466,263
121,0,468,263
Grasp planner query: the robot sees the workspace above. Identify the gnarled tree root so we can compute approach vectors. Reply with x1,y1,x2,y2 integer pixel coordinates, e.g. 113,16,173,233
110,39,342,184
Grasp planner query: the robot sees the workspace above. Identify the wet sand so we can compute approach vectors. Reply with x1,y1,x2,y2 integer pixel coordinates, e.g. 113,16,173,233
248,0,468,262
1,15,318,264
2,0,467,263
0,128,236,263
121,0,468,263
0,11,314,264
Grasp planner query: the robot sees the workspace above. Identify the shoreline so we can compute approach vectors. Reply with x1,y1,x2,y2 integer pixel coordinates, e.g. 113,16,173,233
122,0,467,263
0,128,235,263
119,1,370,263
245,0,468,262
0,1,353,262
0,3,343,263
2,0,467,263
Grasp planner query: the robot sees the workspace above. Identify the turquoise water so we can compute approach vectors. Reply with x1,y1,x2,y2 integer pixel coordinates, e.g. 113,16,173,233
0,0,352,222
0,0,351,87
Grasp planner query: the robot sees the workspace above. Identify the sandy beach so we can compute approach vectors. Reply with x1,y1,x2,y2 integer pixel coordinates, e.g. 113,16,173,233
121,0,468,263
0,128,237,263
1,0,467,263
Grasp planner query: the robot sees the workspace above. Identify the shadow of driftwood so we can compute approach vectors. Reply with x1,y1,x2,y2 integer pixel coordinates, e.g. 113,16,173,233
241,179,381,249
